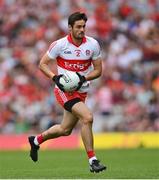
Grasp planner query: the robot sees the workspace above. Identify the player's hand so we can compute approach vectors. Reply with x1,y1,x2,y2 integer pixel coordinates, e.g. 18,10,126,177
52,75,65,92
76,72,86,91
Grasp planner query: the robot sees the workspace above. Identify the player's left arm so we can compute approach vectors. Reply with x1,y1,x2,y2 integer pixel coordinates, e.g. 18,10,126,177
76,39,102,89
85,58,102,81
85,39,102,81
76,58,102,90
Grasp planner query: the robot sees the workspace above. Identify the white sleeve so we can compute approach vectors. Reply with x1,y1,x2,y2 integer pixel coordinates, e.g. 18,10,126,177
92,40,101,60
47,41,60,59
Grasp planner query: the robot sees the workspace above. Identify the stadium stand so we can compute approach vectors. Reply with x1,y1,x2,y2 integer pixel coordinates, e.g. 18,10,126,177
0,0,159,134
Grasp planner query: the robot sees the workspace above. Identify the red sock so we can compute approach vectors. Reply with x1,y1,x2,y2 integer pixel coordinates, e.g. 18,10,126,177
37,134,44,144
87,150,95,159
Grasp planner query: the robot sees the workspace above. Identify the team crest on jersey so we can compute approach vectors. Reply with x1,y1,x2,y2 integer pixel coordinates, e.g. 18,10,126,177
86,50,91,56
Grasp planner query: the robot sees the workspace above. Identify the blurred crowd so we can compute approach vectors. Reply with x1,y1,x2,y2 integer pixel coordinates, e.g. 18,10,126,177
0,0,159,134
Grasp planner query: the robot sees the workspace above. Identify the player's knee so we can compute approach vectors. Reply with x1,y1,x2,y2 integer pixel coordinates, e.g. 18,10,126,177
83,112,93,124
63,129,72,136
61,127,72,136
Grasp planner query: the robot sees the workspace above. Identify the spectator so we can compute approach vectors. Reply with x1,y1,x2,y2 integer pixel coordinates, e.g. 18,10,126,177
0,0,159,133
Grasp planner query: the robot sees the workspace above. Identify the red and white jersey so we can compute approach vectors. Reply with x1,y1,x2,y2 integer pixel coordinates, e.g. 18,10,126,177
47,34,101,93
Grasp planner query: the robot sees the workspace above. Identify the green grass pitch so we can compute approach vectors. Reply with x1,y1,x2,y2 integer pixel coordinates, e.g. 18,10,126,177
0,149,159,179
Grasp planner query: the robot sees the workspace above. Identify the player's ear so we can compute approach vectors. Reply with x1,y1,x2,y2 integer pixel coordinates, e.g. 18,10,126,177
68,25,72,32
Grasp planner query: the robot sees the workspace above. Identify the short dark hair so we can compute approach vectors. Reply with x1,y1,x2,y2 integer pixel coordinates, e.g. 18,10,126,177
68,12,87,27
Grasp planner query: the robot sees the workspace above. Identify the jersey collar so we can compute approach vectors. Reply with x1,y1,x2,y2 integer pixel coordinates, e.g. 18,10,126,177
67,34,86,47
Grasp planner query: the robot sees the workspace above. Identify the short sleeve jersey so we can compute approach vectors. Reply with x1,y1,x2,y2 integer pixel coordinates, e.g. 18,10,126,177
47,34,101,93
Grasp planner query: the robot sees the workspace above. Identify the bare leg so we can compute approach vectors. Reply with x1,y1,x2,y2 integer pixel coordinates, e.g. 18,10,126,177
71,101,106,173
29,101,106,172
28,110,78,162
72,101,94,152
41,110,78,141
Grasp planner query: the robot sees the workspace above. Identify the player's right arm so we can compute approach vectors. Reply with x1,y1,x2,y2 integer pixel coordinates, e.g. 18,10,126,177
39,40,60,79
39,53,55,79
39,53,65,91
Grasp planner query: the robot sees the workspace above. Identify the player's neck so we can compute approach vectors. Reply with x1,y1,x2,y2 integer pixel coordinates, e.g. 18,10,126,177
72,37,82,46
70,33,83,46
